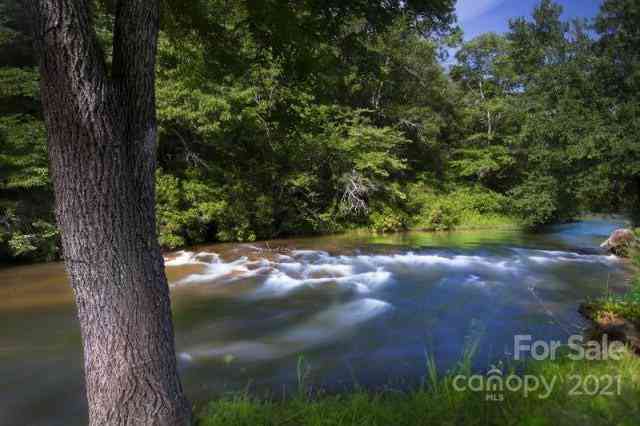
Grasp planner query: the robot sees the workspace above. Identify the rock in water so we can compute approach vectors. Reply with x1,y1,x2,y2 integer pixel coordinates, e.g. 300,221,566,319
600,229,638,256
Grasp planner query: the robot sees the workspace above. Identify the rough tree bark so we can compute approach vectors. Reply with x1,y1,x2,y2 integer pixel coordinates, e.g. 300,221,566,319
633,175,640,226
26,0,191,424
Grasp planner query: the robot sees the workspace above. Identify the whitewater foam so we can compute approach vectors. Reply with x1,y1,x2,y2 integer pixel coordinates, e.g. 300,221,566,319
166,246,618,295
164,251,220,266
519,248,619,265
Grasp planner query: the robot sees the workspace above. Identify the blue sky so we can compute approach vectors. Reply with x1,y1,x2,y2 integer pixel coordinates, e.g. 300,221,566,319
456,0,603,40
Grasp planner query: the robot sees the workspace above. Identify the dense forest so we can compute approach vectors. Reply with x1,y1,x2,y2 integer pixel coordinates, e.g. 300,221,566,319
1,0,639,263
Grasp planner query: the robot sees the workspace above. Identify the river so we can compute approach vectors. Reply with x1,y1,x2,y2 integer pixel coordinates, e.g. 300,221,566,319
0,218,634,425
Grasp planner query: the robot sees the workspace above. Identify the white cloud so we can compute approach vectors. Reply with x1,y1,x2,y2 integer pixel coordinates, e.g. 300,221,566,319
456,0,506,23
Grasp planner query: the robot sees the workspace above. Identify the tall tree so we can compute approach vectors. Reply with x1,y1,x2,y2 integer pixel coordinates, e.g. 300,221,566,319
25,0,191,424
450,33,518,191
595,0,640,222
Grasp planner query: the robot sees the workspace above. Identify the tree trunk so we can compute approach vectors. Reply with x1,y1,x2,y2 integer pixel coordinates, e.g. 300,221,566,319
27,1,191,424
633,175,640,227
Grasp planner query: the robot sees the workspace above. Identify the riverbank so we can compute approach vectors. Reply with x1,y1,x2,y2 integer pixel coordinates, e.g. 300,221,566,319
196,347,640,426
580,235,640,353
0,212,524,268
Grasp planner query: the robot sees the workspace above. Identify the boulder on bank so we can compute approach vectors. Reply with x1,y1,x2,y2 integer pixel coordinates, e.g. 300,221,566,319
600,228,638,256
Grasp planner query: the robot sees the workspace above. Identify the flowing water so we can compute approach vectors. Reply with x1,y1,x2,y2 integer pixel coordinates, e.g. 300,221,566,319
0,219,634,425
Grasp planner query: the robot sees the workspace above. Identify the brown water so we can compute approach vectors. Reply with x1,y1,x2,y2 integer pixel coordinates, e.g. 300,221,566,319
0,219,633,425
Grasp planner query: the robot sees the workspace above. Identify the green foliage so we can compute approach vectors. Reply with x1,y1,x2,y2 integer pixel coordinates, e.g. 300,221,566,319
451,145,515,184
508,175,562,228
157,170,284,247
0,4,54,262
2,0,640,262
368,206,409,233
214,188,275,243
450,33,519,192
153,12,430,245
411,185,512,231
593,0,640,224
6,220,58,261
414,196,460,232
0,67,39,99
156,171,225,249
0,115,48,189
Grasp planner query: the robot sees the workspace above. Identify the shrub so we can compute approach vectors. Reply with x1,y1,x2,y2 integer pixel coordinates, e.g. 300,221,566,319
419,202,460,231
410,185,512,231
368,206,408,233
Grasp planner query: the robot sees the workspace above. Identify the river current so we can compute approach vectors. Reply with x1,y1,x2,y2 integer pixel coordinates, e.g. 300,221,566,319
0,218,633,425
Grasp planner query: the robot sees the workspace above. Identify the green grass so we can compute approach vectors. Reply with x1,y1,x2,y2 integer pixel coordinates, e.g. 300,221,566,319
197,348,640,426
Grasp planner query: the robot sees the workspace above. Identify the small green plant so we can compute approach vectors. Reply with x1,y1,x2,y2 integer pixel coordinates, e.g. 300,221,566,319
297,355,311,397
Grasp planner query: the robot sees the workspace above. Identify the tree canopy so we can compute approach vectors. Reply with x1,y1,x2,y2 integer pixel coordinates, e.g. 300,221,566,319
1,0,638,262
